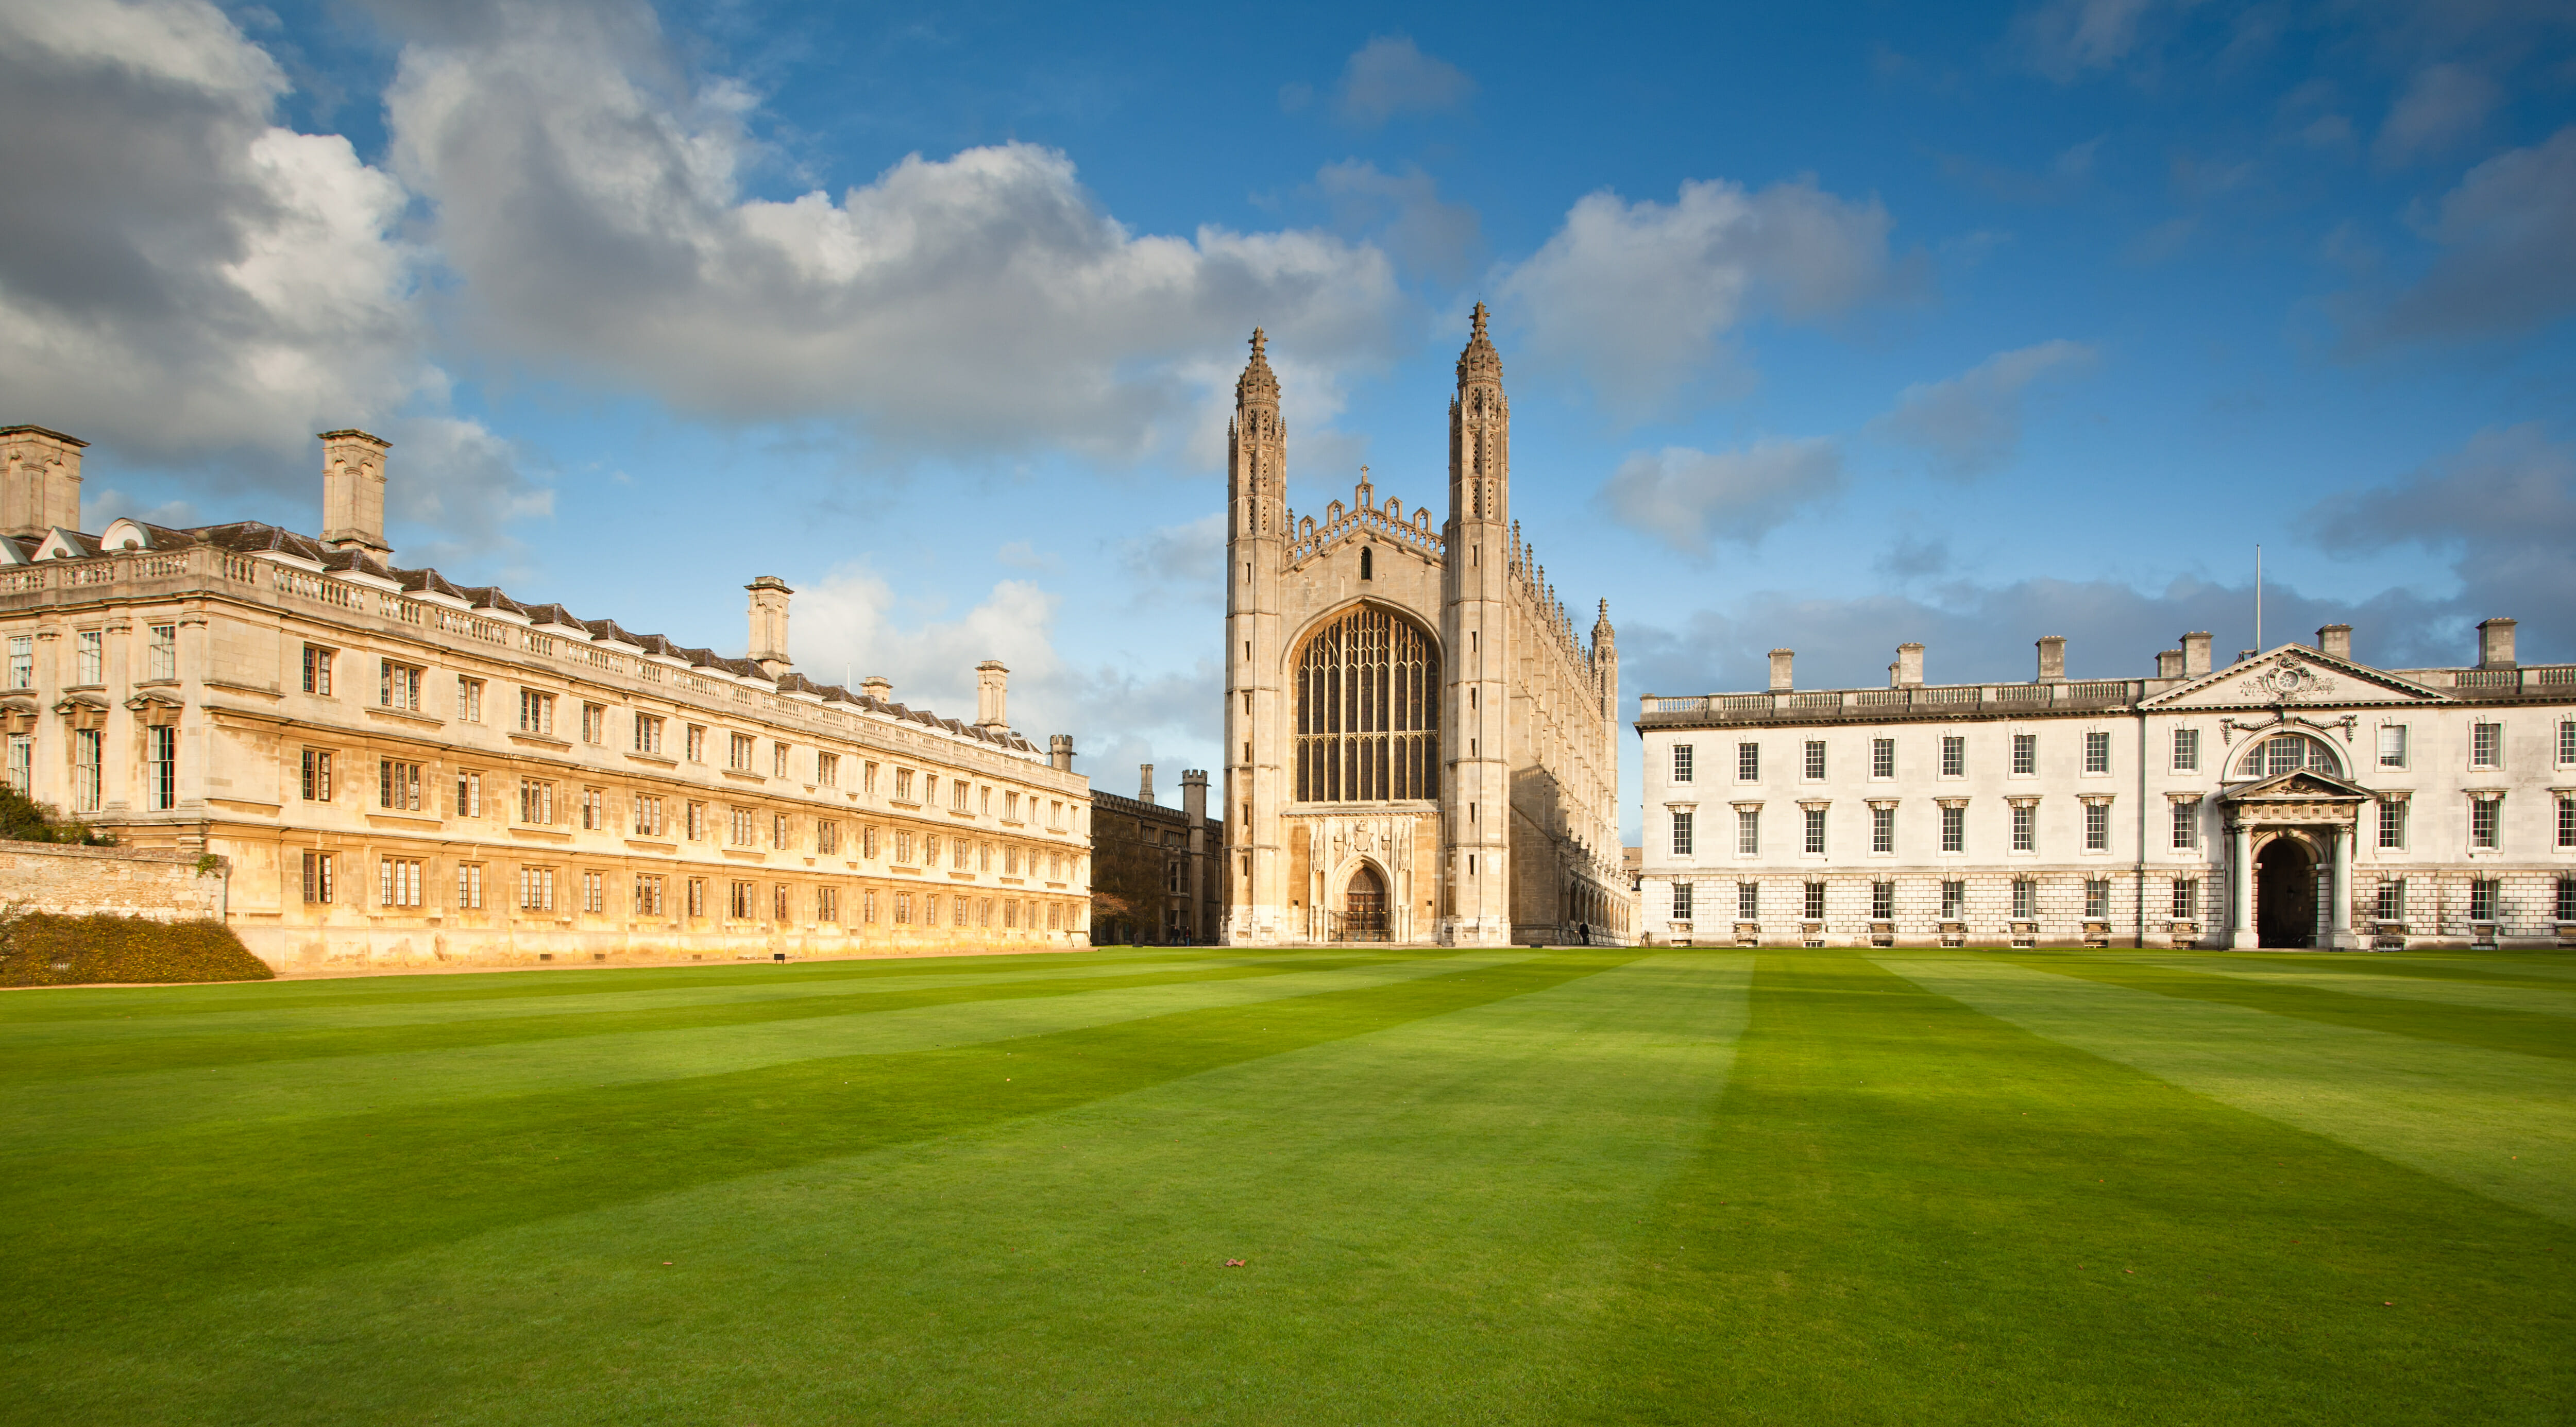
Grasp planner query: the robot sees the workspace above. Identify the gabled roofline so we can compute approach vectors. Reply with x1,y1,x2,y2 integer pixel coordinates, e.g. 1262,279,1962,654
2219,766,2377,803
2138,642,2454,709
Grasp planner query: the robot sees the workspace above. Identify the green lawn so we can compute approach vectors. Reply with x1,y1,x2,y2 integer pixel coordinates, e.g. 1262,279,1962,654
3,945,2568,1425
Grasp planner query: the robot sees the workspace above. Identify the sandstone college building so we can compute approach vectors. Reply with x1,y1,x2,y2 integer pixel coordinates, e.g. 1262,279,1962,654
0,423,1092,971
1636,624,2576,952
1221,309,1633,947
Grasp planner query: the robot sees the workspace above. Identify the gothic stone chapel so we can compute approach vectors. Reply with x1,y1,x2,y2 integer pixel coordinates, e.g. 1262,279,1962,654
1221,308,1634,947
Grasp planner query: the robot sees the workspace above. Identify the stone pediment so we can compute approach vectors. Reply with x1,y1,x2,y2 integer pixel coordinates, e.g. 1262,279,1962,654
2221,767,2375,805
2142,645,2450,711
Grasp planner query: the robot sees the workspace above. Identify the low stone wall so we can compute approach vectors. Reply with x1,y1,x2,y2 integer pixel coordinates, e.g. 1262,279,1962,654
1,842,227,921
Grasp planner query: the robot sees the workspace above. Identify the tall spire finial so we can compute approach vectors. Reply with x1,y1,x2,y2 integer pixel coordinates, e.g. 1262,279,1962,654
1236,325,1279,405
1456,300,1502,384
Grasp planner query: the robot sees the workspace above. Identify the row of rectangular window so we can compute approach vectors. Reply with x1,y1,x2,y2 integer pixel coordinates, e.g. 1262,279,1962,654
1675,793,2576,857
289,645,1067,823
302,851,1073,926
2,727,178,812
1673,801,2118,856
1667,720,2576,784
1670,876,2163,923
1668,876,2576,926
5,628,179,690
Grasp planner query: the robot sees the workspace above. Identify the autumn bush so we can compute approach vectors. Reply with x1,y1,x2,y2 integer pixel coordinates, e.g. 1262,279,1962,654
0,910,272,987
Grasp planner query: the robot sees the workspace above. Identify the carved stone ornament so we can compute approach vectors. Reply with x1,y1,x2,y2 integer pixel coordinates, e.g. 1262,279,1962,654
2240,658,2337,703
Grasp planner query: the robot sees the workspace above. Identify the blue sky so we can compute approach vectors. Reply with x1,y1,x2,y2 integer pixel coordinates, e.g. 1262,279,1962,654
5,0,2572,840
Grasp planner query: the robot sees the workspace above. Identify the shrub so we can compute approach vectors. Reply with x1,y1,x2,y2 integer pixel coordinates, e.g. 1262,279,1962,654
0,910,273,987
0,785,115,845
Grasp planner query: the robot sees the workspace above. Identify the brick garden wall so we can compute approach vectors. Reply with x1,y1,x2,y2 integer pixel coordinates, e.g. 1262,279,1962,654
1,842,227,921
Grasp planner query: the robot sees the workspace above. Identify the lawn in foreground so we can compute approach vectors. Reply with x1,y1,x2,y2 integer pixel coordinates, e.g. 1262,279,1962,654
2,944,2567,1425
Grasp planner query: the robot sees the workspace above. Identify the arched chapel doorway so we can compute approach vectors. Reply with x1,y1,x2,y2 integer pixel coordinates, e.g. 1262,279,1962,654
2255,836,2317,949
1342,864,1390,942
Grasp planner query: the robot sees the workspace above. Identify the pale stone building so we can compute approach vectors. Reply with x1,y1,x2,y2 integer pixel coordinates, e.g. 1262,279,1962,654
1222,310,1633,947
1636,624,2576,951
1,422,1093,971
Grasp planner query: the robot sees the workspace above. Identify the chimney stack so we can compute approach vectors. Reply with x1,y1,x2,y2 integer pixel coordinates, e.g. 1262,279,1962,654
860,675,892,704
2180,632,2212,677
1048,735,1075,772
2316,624,2352,661
974,660,1009,730
1,426,84,539
1768,649,1794,692
745,576,792,676
2036,635,2067,684
317,429,391,559
2478,617,2517,669
1139,764,1157,805
2156,649,2184,679
1895,642,1924,688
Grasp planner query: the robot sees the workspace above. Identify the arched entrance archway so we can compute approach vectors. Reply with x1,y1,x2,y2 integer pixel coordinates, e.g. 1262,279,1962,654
1342,863,1389,941
2255,836,2317,948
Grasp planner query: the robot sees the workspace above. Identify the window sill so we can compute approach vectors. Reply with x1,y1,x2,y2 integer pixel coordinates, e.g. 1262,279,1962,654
626,752,677,767
720,768,767,784
506,826,571,843
507,731,569,749
365,706,442,727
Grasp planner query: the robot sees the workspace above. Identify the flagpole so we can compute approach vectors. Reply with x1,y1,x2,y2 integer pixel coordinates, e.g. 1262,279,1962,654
2255,544,2263,652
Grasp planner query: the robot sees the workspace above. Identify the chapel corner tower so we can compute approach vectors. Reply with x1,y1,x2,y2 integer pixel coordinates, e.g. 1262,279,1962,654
1223,328,1291,944
1442,303,1515,946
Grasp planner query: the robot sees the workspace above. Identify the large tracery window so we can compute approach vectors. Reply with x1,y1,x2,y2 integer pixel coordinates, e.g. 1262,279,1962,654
2234,733,2344,778
1296,605,1439,802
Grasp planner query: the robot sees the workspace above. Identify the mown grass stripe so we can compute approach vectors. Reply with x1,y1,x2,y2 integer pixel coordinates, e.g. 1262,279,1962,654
1555,952,2575,1427
0,949,1620,1344
0,955,1380,1083
2103,953,2576,1021
0,954,1235,1048
0,952,1523,1156
0,946,1205,1023
1982,951,2576,1062
1887,956,2576,1225
10,953,1745,1426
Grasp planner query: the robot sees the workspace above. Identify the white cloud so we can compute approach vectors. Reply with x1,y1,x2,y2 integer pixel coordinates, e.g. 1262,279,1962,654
2312,423,2576,627
1116,512,1228,606
380,0,1408,462
1333,36,1475,127
1595,438,1844,556
0,4,412,456
1314,161,1483,283
0,0,547,547
1869,339,2097,479
1496,177,1905,419
788,564,1217,774
2375,63,2500,167
2364,125,2576,343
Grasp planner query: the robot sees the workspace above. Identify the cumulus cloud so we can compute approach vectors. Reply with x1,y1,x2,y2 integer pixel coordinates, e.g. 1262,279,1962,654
1116,512,1228,606
2375,63,2500,167
1332,35,1475,127
380,0,1406,461
1869,339,2097,479
2360,125,2576,343
2312,423,2576,631
0,0,548,546
1595,438,1844,556
788,565,1218,775
1496,177,1908,418
1314,161,1483,283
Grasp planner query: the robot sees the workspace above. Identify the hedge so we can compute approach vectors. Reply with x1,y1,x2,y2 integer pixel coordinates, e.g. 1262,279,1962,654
0,912,274,987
